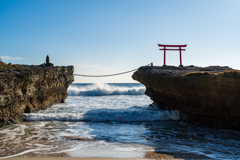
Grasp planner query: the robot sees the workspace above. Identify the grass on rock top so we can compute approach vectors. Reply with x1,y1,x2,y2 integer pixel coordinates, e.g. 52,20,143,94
184,72,210,76
0,62,9,69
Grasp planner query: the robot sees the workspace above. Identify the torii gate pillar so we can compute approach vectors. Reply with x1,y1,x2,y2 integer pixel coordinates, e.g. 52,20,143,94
158,44,187,67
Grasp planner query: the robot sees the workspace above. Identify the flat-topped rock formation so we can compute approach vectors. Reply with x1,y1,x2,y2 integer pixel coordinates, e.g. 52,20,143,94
0,64,74,127
132,65,240,130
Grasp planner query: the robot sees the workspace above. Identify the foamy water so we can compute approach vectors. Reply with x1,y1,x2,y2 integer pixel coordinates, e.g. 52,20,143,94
24,96,179,122
0,83,240,159
67,83,145,96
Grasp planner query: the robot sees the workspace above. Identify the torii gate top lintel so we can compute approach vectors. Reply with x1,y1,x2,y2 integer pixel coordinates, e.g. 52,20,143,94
157,44,187,67
158,44,187,47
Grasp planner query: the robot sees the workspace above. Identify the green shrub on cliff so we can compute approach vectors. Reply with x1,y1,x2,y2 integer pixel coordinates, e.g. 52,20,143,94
0,61,9,69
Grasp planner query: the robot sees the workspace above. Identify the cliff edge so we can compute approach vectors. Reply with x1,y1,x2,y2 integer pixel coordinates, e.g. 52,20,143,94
132,65,240,130
0,65,74,127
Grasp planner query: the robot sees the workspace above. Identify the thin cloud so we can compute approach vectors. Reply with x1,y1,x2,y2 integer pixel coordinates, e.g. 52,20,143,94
75,63,121,74
0,56,23,60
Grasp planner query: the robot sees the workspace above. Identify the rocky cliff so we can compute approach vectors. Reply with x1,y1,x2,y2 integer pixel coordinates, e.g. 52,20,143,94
0,65,74,127
132,65,240,130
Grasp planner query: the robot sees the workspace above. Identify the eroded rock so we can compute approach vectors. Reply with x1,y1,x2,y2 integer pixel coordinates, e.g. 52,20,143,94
132,65,240,130
0,64,74,127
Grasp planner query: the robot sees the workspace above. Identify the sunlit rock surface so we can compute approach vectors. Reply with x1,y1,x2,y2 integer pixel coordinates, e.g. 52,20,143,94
0,65,74,127
132,65,240,130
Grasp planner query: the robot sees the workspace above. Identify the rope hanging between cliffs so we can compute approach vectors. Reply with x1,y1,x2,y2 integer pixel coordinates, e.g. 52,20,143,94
73,62,153,77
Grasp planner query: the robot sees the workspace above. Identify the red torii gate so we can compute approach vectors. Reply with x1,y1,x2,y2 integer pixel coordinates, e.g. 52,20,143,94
158,44,187,67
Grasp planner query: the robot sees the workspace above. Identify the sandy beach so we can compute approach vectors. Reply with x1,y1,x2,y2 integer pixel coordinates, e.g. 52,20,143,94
5,156,185,160
2,151,187,160
4,158,148,160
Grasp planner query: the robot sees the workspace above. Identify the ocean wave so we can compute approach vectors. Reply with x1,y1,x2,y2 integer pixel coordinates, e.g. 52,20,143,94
67,83,145,96
24,110,180,122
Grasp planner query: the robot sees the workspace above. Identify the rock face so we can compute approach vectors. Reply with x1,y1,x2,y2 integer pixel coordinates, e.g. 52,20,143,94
0,65,74,127
132,65,240,130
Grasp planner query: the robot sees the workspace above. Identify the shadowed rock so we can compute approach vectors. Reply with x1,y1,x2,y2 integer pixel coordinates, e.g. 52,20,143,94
132,65,240,130
64,136,96,141
0,64,74,127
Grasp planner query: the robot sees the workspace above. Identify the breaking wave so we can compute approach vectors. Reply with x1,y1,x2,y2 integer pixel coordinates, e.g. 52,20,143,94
67,83,145,96
24,109,180,122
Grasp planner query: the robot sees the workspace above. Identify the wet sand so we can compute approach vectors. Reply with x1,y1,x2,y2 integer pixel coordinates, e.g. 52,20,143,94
5,157,184,160
4,158,148,160
2,151,186,160
3,151,186,160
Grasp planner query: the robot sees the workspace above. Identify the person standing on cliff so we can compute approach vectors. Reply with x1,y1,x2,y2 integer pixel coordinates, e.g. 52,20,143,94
46,55,50,65
41,55,53,67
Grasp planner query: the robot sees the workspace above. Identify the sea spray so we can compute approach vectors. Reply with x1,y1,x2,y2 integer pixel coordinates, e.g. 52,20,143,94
67,83,145,96
24,94,180,122
24,109,180,122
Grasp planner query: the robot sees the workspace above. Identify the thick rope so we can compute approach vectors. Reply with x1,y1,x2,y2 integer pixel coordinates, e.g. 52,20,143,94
73,63,152,77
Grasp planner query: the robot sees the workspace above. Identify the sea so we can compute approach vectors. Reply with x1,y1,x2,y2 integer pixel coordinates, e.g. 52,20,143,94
0,83,240,159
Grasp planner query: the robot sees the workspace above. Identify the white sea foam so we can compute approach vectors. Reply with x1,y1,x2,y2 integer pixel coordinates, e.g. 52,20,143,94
59,141,153,158
0,148,48,160
67,83,145,96
24,110,180,122
24,94,180,122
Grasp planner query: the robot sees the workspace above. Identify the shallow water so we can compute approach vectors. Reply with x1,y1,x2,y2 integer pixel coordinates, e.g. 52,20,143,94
0,83,240,159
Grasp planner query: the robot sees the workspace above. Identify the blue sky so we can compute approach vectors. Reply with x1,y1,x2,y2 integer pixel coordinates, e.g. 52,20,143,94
0,0,239,83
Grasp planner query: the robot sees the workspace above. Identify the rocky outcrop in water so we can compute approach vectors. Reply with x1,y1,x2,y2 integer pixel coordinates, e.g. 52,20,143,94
0,65,74,127
132,65,240,130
